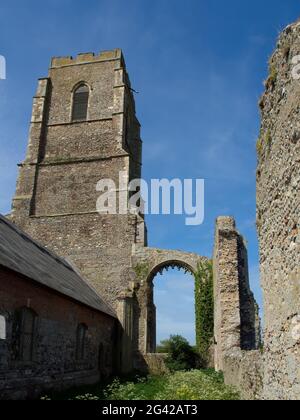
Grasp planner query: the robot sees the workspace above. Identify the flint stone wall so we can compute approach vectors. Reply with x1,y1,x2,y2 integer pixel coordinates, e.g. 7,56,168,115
256,19,300,400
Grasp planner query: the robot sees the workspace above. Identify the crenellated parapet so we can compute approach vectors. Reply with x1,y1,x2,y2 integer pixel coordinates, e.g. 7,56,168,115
50,49,123,68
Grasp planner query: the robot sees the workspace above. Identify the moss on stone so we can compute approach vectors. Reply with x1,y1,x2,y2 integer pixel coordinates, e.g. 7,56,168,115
256,129,272,157
265,63,278,89
265,129,272,149
134,262,150,280
256,137,263,156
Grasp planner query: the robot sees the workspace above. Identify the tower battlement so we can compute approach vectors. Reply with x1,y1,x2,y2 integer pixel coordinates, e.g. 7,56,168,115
51,49,124,68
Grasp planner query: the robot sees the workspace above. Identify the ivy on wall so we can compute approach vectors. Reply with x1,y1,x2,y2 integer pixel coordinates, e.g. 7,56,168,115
194,261,214,364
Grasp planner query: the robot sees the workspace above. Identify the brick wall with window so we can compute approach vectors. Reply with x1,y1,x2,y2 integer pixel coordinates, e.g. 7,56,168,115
0,265,117,400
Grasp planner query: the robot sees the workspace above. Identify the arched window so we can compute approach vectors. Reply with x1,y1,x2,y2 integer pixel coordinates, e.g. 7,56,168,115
13,308,37,361
0,315,6,340
72,84,89,121
76,324,87,360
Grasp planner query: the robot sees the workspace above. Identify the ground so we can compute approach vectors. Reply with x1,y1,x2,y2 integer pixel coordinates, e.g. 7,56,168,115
46,370,240,401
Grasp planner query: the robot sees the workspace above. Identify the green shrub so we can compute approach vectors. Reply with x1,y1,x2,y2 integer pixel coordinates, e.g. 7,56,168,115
159,335,203,372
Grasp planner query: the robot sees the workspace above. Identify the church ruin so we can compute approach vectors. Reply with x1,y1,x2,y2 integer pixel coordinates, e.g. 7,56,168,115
1,15,299,398
4,49,258,380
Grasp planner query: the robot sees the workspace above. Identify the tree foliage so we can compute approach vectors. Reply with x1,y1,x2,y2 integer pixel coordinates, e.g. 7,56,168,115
158,335,203,372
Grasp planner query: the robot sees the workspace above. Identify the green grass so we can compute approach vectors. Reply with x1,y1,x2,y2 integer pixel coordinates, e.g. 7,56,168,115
45,369,240,401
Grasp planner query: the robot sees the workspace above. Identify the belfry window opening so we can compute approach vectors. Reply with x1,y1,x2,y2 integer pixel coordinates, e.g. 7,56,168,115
72,84,89,121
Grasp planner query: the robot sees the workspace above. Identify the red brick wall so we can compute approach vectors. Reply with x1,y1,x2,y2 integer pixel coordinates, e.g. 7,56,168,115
0,265,118,399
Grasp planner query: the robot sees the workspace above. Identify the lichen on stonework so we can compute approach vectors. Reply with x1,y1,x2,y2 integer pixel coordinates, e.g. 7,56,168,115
133,262,150,281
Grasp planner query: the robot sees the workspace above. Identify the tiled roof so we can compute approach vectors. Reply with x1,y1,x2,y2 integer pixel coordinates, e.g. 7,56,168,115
0,215,116,318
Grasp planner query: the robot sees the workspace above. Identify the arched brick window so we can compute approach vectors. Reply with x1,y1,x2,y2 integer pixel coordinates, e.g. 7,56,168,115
76,323,87,360
72,84,89,121
13,308,37,362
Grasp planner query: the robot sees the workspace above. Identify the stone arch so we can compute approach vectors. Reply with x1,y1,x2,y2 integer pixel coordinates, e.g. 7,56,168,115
146,259,195,283
145,259,196,353
132,247,208,355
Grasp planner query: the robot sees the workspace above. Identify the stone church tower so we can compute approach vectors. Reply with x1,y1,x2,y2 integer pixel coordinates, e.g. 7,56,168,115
10,50,145,316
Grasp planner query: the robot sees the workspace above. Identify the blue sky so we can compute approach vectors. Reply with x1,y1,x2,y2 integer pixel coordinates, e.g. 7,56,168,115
0,0,299,344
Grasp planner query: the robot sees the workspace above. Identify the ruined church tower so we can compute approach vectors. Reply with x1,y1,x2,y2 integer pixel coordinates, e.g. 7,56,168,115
10,50,145,310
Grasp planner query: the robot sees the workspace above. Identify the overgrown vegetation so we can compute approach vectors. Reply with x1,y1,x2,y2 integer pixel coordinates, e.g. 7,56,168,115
104,370,239,400
45,370,240,401
194,261,214,364
157,335,203,371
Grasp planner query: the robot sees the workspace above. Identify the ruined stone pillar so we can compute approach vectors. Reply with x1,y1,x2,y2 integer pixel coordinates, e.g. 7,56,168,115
213,216,260,372
213,217,242,371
